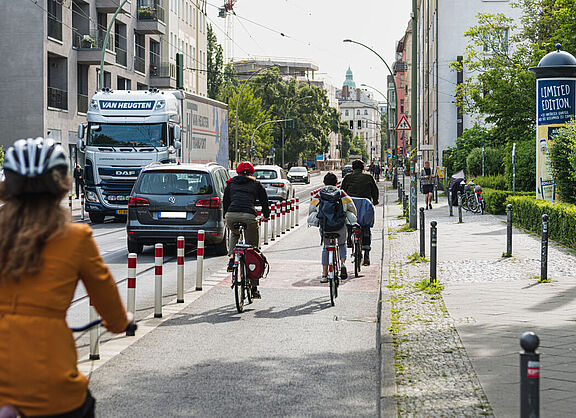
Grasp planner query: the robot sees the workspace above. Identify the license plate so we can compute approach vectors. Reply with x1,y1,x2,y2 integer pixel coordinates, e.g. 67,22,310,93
159,211,187,219
116,209,128,215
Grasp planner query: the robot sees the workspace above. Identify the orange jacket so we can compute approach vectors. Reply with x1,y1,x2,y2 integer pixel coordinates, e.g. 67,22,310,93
0,223,128,416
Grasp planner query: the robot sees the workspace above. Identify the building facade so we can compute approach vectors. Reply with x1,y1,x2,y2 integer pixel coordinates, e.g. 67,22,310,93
0,0,207,169
231,57,319,83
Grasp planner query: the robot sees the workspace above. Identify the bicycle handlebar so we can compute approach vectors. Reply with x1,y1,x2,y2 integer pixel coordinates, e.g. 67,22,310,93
69,319,138,334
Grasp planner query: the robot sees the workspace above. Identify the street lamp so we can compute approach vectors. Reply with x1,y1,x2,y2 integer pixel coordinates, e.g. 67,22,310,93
360,83,390,106
282,95,312,167
99,0,129,89
250,119,293,160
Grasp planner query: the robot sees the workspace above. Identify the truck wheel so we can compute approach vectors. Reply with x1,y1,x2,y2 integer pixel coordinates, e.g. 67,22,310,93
127,238,143,254
89,212,105,223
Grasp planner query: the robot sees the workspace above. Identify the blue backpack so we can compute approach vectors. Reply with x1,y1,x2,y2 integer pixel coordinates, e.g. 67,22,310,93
317,189,346,232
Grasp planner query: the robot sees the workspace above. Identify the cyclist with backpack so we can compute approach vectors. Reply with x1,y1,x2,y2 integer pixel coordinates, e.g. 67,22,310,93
308,172,357,283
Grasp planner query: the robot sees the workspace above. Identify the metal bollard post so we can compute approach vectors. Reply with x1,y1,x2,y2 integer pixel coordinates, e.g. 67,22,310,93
281,201,286,234
520,332,540,418
430,221,437,283
263,215,269,245
154,244,163,318
403,193,408,220
196,230,204,291
285,202,291,231
506,204,513,257
126,253,137,336
296,198,300,226
398,184,402,202
270,204,276,241
177,236,185,303
419,207,425,258
290,199,295,229
276,204,281,237
434,183,438,203
89,300,100,360
449,189,453,217
258,210,262,248
458,191,463,223
68,193,73,216
541,214,548,282
80,193,85,220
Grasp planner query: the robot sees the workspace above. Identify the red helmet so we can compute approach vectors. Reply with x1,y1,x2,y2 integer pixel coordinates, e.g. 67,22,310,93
236,162,255,175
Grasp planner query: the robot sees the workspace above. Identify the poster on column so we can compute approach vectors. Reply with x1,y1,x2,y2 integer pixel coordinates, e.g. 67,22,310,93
536,78,576,200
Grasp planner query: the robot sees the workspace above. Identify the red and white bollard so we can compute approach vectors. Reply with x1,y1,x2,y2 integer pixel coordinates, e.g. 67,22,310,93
68,193,73,216
290,199,296,229
196,230,204,291
270,204,276,241
154,243,163,318
281,201,287,234
276,204,281,237
263,214,269,245
258,209,262,249
286,201,291,231
296,198,300,226
80,193,85,220
177,236,185,303
89,299,100,360
126,253,137,336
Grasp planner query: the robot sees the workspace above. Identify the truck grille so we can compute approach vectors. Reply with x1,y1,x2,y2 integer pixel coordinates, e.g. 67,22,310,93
100,179,135,204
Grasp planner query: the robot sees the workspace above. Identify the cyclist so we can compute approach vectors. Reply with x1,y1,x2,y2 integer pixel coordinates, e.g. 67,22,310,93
308,172,357,283
223,162,270,299
420,160,435,210
341,160,379,266
0,138,130,417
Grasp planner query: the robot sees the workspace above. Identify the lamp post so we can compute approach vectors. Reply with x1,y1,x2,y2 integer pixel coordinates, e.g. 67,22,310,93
360,83,390,106
99,0,129,89
282,95,312,168
250,119,292,160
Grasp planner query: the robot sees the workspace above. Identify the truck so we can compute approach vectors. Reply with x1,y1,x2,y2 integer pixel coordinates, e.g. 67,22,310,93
77,88,228,223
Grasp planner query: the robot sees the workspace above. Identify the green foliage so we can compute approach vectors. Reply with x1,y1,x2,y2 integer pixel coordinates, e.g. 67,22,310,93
413,279,444,295
206,24,224,100
348,134,368,161
407,252,429,264
482,188,534,214
504,139,535,192
466,147,504,176
443,125,494,177
475,175,507,190
549,120,576,204
0,146,4,166
507,195,576,249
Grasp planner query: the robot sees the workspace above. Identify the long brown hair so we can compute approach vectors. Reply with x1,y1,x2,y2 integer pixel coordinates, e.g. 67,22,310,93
0,169,70,283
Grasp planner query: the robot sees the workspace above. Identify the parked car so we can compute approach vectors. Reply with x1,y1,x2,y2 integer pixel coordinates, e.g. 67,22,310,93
253,165,294,202
126,162,229,255
287,166,310,184
342,164,353,177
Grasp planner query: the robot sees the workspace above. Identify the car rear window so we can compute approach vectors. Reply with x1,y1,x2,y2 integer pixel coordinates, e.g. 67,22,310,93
254,169,278,180
137,171,213,195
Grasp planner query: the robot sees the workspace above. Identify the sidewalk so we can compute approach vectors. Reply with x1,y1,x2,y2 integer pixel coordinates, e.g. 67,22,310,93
381,181,576,417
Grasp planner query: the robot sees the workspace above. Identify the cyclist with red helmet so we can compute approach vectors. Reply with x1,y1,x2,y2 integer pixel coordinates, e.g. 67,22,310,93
223,162,270,298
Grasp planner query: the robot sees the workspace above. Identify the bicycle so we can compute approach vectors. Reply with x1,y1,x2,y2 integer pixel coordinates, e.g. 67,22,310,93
351,224,363,278
324,232,341,306
231,222,253,313
461,181,485,214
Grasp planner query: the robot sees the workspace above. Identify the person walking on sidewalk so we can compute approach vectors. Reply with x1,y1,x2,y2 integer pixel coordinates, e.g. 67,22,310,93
223,162,270,299
73,164,84,199
0,137,130,417
341,159,379,266
420,161,435,210
308,172,357,283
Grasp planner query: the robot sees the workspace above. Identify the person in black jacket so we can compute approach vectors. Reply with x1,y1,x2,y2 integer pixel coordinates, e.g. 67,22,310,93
223,162,270,298
73,164,84,199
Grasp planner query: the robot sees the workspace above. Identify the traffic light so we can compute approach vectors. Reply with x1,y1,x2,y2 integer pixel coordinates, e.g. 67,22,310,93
176,53,184,89
357,120,362,129
349,120,353,130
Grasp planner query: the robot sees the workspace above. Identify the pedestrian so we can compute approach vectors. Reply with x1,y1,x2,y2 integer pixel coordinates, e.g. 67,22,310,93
73,164,84,199
0,137,131,417
368,162,375,176
341,160,379,266
308,172,357,283
420,161,435,210
374,164,381,182
223,161,270,299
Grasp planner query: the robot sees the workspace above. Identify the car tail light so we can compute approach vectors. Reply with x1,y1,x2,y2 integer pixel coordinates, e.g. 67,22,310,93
271,182,285,188
196,197,222,209
128,196,150,207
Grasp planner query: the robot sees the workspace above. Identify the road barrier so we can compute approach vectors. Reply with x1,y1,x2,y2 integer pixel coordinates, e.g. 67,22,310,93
80,193,85,220
276,204,281,237
296,198,300,226
448,189,453,217
541,214,548,282
177,236,185,303
430,221,437,283
126,253,137,336
285,202,291,231
263,214,269,245
68,193,73,216
258,210,262,248
270,204,276,241
506,204,513,257
281,201,286,234
290,199,295,229
520,332,540,417
196,230,204,291
457,191,463,223
420,207,425,258
89,300,100,360
154,244,163,318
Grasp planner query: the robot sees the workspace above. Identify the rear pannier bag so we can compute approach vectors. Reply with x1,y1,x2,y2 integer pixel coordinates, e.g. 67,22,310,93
245,247,269,280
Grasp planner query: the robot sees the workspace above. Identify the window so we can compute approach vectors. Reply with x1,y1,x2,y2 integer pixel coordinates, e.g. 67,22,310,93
400,99,404,114
483,28,509,53
137,171,214,195
254,169,278,180
356,109,360,115
364,109,368,115
345,110,349,116
400,73,405,88
134,32,146,73
47,0,62,41
47,54,67,110
117,77,131,90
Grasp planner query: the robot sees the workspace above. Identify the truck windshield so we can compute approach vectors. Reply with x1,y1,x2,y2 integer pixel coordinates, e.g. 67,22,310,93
87,123,167,147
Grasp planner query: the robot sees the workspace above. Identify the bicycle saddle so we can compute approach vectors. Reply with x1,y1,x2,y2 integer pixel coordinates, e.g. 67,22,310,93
233,222,248,230
323,232,340,239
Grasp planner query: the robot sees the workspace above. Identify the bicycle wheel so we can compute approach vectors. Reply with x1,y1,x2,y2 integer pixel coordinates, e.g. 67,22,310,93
234,259,245,313
354,240,361,277
332,253,339,300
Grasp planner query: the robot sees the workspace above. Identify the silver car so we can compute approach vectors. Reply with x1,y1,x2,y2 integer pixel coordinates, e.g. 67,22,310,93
287,166,310,184
254,165,294,202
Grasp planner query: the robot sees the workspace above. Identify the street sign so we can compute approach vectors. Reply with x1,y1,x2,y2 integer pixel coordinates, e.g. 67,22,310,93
316,155,324,161
437,166,446,179
387,153,392,158
395,115,411,131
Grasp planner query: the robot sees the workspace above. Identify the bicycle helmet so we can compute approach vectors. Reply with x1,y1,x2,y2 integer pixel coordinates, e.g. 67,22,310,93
2,137,68,196
236,161,255,175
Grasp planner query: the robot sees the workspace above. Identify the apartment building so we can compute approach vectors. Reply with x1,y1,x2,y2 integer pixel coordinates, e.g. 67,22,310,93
0,0,207,168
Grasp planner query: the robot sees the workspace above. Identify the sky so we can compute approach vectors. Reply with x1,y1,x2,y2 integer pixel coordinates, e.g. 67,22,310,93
205,0,413,100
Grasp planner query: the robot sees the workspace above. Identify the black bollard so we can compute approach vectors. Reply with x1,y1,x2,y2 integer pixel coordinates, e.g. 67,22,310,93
434,183,438,203
520,332,540,418
430,221,437,283
458,191,463,223
403,193,409,221
398,183,402,202
448,188,453,217
419,207,425,257
541,214,548,282
506,204,513,257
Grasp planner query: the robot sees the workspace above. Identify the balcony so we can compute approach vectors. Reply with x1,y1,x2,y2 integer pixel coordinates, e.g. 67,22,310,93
95,0,130,13
48,87,68,110
135,0,166,35
149,63,176,88
73,31,116,65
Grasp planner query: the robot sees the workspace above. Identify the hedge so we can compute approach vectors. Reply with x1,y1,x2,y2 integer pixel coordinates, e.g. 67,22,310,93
482,188,534,215
475,175,507,191
507,196,576,249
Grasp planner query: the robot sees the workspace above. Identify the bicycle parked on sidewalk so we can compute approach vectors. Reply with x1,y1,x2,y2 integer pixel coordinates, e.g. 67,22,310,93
460,180,485,214
324,232,341,306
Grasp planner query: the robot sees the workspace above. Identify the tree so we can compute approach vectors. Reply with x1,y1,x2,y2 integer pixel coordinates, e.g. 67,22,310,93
443,124,495,176
348,134,369,161
466,147,504,176
0,146,4,166
206,24,224,100
549,120,576,203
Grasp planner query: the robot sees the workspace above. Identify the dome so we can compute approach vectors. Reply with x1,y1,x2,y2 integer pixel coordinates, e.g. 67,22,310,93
343,67,356,89
530,44,576,78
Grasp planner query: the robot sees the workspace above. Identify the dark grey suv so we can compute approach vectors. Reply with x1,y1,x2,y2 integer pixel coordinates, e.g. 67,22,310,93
126,163,229,254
